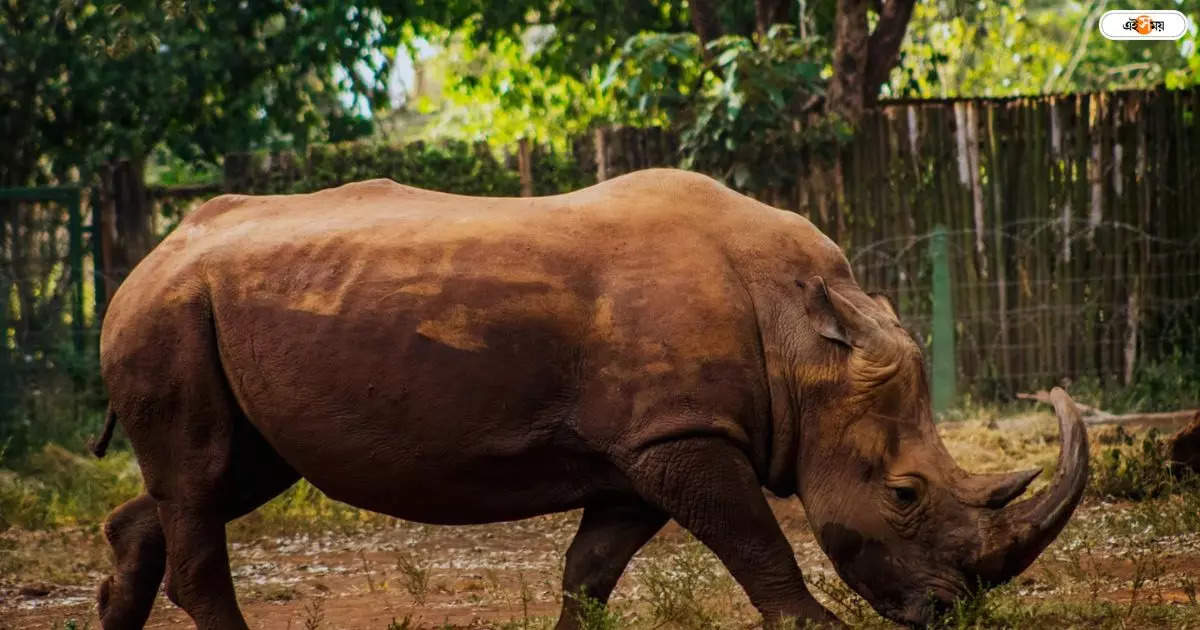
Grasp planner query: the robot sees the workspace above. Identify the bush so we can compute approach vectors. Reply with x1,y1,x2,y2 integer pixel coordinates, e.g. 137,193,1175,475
0,445,140,530
0,338,108,464
0,443,388,535
231,478,391,537
224,138,593,199
1089,427,1197,501
1070,351,1200,415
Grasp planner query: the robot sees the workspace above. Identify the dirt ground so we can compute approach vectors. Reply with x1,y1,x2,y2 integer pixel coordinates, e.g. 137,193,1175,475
3,497,1199,629
3,415,1200,629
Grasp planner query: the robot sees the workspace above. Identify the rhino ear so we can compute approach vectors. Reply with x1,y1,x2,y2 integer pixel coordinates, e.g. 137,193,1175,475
802,275,875,347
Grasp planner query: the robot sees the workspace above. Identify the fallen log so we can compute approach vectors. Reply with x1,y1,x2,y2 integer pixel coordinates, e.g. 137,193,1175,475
1016,390,1197,427
1019,391,1200,477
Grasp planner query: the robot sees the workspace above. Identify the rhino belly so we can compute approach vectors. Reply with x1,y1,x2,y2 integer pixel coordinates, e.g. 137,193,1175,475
207,273,622,524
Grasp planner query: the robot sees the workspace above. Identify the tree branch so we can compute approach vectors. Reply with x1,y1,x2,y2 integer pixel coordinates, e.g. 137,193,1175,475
862,0,916,106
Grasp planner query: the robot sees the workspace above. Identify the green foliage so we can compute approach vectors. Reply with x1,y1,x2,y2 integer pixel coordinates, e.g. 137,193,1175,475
603,25,850,191
301,140,523,196
386,616,416,630
395,552,431,605
395,0,839,154
145,147,222,188
233,479,392,537
567,590,629,630
1,1,397,187
605,24,849,191
1165,35,1200,88
929,584,1199,629
0,443,395,535
0,337,107,462
48,620,88,630
530,146,596,195
678,27,848,190
1070,351,1200,415
1089,427,1196,501
602,32,706,128
0,446,140,530
394,0,694,82
897,0,1200,98
636,540,730,629
421,24,616,149
225,138,590,198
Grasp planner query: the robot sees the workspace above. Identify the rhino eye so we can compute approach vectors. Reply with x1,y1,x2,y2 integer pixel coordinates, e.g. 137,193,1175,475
892,485,918,506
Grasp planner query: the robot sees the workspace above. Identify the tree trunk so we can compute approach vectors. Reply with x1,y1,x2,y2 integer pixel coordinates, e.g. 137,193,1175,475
755,0,792,36
863,0,916,106
827,0,916,122
827,0,870,124
100,158,154,299
688,0,724,62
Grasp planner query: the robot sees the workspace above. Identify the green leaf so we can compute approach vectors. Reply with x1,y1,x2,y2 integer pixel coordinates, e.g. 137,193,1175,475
716,47,740,68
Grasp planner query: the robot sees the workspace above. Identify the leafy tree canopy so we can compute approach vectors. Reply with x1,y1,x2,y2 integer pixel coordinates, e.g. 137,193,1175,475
896,0,1200,97
388,0,893,187
1,0,399,185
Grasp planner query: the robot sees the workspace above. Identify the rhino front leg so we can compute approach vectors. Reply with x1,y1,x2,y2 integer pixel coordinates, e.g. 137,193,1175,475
626,436,842,628
555,500,667,630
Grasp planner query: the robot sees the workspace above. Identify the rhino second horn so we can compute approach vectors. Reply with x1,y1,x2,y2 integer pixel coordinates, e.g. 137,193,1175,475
975,387,1089,585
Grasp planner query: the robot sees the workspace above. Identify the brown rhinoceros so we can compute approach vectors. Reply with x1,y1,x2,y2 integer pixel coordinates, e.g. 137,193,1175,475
92,169,1087,629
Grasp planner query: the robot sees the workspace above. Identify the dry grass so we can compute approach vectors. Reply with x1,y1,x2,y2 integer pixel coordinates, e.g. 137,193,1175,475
939,412,1064,480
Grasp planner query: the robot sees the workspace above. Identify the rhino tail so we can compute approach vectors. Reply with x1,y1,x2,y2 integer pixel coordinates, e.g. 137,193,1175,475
89,406,118,458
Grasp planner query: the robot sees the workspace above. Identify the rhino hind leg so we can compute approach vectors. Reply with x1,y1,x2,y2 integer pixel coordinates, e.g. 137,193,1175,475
101,299,299,630
96,447,298,630
98,494,166,630
555,501,667,630
155,419,299,629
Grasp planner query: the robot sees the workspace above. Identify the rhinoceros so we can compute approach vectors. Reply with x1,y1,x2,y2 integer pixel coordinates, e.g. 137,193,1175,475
92,169,1087,629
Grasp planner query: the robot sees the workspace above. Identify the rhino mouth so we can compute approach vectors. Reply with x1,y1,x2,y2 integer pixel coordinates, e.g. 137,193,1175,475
878,576,966,628
885,597,951,629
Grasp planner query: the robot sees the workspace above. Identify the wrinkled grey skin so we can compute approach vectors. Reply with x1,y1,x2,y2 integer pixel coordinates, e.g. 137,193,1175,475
91,170,1088,630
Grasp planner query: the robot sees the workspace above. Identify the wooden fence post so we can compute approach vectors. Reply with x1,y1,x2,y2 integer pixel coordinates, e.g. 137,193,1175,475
931,224,956,417
517,138,534,197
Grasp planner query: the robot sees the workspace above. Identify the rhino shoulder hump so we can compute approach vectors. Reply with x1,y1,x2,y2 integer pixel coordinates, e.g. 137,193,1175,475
183,194,252,226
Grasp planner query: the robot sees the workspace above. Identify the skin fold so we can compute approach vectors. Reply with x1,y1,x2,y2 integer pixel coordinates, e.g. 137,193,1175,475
94,169,1088,629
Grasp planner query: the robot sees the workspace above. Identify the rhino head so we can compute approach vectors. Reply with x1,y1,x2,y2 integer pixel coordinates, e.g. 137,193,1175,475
790,276,1088,626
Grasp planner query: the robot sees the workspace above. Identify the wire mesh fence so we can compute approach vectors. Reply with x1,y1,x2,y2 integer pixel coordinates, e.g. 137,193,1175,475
804,88,1200,401
0,190,103,456
847,219,1200,400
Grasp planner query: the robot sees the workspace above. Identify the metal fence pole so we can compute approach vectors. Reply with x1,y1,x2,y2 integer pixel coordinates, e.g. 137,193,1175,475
930,225,956,416
89,188,105,322
67,188,84,352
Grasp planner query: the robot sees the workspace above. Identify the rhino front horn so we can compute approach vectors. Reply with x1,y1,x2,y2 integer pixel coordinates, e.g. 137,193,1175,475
975,387,1089,585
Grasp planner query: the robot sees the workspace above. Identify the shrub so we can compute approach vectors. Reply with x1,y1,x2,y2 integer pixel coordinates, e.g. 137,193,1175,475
1089,427,1196,500
567,590,628,630
0,445,140,530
